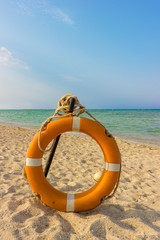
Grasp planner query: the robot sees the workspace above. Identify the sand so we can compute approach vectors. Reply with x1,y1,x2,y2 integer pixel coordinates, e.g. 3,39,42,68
0,124,160,240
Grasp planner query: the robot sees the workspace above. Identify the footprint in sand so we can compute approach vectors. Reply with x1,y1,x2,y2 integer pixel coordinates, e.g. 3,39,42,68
8,199,23,211
12,209,33,223
32,215,49,233
90,220,106,240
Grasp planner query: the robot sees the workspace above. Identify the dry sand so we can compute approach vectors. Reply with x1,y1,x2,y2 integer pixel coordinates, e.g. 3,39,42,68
0,124,160,240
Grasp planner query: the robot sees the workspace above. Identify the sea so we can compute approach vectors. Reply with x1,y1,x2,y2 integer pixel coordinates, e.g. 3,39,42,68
0,109,160,146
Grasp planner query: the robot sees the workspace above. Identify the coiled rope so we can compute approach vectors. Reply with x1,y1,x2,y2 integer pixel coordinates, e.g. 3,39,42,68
38,94,106,152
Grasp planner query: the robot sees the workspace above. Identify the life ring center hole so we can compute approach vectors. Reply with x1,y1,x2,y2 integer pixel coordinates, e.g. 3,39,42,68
43,132,104,194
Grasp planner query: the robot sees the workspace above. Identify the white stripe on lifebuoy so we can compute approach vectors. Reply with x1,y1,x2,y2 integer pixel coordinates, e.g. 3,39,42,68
26,158,42,166
66,193,75,212
72,117,81,132
105,163,120,172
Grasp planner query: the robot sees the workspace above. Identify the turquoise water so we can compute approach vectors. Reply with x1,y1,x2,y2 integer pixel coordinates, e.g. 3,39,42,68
0,109,160,145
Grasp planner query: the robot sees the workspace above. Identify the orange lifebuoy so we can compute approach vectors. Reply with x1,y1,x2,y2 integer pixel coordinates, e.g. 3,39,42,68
26,117,121,212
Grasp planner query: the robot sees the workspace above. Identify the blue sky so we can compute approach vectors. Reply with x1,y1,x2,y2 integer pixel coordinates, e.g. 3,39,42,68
0,0,160,109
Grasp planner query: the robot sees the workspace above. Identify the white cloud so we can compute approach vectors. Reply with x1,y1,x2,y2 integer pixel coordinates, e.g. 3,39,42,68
0,47,30,70
48,8,74,25
0,46,69,109
16,0,74,25
0,69,63,109
16,0,32,16
63,75,81,82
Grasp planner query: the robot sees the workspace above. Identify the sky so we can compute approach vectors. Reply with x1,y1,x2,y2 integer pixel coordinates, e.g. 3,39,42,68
0,0,160,109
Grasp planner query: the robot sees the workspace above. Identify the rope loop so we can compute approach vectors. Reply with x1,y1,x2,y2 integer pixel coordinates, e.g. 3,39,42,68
38,94,85,152
38,94,110,152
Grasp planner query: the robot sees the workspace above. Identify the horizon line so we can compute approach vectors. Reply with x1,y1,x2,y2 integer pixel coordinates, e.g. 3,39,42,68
0,108,160,111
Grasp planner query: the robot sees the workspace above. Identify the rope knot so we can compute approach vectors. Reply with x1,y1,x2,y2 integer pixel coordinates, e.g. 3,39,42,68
58,94,79,113
55,94,86,116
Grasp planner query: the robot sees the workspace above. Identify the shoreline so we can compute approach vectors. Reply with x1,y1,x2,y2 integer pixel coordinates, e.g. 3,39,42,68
0,121,159,147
